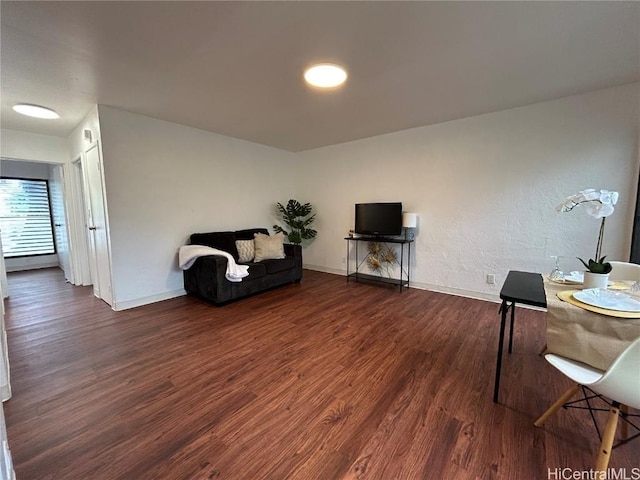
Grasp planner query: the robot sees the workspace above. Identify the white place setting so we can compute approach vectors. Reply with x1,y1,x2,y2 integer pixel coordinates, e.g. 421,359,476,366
572,287,640,313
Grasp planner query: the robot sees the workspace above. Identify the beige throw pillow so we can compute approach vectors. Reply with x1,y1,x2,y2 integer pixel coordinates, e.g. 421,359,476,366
253,232,286,262
235,240,255,263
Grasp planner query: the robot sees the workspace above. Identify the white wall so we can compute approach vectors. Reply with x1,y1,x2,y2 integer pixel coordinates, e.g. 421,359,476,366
96,106,297,309
1,159,50,179
2,84,637,308
0,129,68,164
297,83,640,301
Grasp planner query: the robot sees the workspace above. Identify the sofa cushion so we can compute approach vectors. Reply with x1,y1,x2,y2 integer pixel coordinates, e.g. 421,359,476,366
190,231,239,260
235,240,255,263
261,257,295,274
254,232,286,262
243,262,267,280
235,228,269,241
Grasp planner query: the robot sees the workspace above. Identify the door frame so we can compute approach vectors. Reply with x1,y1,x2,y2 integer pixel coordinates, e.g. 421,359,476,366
81,142,114,306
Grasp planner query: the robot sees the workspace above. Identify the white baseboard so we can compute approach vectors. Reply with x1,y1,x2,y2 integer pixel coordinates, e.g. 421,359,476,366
111,268,546,313
303,264,346,276
409,280,500,304
113,288,186,311
5,262,59,273
303,265,546,311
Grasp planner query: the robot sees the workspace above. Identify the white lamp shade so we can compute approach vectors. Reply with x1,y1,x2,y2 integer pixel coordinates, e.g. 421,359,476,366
402,212,417,228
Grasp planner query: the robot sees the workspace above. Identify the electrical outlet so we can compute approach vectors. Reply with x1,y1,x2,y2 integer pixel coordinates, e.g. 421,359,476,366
486,274,496,284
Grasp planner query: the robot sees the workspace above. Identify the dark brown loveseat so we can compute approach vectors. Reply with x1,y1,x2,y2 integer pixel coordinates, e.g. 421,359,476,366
183,228,302,305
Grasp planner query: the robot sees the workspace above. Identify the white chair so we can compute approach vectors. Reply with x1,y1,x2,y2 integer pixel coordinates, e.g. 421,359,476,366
534,337,640,473
609,261,640,282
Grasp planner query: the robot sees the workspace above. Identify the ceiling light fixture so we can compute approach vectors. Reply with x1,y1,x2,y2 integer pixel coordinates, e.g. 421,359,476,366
12,103,60,119
304,64,347,88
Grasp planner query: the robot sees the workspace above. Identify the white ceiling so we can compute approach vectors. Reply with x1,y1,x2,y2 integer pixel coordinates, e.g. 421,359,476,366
1,1,639,152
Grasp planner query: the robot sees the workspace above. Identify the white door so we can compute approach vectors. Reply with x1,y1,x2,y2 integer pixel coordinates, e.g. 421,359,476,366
83,144,113,306
71,159,92,286
50,165,71,282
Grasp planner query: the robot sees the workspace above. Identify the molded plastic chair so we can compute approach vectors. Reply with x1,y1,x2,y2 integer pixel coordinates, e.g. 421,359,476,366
534,337,640,473
609,261,640,282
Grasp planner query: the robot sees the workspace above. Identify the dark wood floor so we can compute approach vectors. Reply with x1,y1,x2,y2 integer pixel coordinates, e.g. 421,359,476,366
3,268,638,479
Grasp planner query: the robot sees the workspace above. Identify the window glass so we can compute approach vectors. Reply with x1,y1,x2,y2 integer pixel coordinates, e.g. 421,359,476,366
0,178,56,258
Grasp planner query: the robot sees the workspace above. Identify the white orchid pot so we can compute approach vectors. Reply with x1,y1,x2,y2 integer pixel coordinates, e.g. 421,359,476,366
583,271,609,289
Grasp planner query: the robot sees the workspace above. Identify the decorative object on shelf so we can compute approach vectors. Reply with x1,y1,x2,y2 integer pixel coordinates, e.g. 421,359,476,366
273,199,317,245
367,254,382,271
556,189,619,284
381,247,398,265
366,241,398,277
368,242,382,256
345,236,412,291
402,212,418,240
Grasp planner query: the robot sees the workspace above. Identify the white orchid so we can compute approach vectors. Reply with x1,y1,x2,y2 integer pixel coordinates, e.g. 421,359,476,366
556,189,618,218
556,189,619,274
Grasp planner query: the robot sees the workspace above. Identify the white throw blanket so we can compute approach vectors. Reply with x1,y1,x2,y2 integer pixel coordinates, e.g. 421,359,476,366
178,245,249,282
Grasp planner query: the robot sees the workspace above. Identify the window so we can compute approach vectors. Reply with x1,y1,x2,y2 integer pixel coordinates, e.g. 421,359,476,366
0,178,56,258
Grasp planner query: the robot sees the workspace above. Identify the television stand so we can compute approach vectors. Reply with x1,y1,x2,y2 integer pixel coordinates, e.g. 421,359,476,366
344,236,413,291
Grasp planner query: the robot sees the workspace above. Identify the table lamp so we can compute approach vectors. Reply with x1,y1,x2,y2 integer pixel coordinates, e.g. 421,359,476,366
402,213,417,240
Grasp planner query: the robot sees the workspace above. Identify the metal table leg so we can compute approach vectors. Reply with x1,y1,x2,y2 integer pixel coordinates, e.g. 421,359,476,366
493,299,510,403
508,301,516,353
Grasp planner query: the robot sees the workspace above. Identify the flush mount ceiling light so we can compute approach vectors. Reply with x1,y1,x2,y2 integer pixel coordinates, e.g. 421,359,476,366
304,63,347,88
12,103,60,119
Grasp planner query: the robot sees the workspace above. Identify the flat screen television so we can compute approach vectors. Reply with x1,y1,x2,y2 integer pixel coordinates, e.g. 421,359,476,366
354,202,403,236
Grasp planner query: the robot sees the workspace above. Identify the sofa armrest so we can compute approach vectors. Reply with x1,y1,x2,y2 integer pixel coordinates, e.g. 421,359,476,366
183,255,232,303
284,243,302,258
284,244,303,282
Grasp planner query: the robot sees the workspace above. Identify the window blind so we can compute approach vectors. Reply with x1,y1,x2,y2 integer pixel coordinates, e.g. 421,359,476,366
0,178,56,258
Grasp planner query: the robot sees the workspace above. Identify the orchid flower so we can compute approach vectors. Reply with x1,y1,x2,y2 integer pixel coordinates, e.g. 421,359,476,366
556,189,619,274
556,189,618,217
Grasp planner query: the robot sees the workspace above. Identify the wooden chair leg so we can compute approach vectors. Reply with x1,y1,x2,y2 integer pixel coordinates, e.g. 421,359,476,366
534,384,581,427
620,404,629,440
595,403,620,473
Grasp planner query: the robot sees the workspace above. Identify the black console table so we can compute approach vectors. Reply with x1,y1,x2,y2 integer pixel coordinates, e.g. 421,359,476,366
345,236,413,291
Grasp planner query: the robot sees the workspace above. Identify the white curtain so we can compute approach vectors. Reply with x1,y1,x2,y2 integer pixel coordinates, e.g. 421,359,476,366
0,238,7,300
0,267,13,480
0,267,9,402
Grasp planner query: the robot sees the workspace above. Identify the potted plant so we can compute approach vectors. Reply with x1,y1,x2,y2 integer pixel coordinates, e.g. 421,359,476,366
273,199,317,245
556,189,619,288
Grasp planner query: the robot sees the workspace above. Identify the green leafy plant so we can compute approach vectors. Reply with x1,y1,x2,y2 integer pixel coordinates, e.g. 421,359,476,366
273,199,317,245
578,256,612,274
